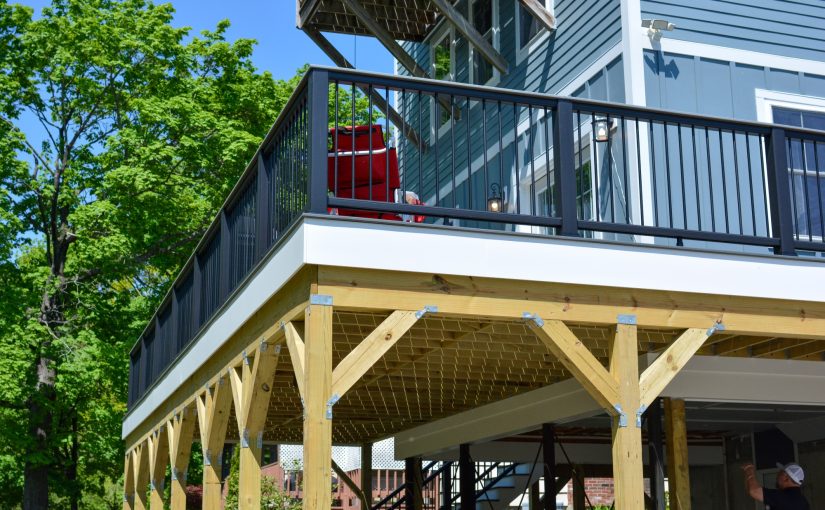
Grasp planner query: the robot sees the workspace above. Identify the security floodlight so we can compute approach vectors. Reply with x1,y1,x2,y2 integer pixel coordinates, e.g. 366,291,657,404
642,19,676,40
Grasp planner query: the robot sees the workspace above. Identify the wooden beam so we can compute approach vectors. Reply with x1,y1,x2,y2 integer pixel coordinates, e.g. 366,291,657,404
639,327,712,409
285,321,306,401
167,405,197,510
429,0,508,74
148,426,170,510
196,376,233,510
302,27,425,150
332,459,370,509
525,317,620,413
610,320,645,510
332,310,420,398
297,0,322,28
518,0,557,31
303,299,334,510
123,452,135,510
664,398,690,510
316,268,825,340
229,338,282,510
132,441,149,510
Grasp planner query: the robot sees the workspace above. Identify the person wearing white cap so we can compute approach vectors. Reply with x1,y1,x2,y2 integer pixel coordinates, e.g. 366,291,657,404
742,462,810,509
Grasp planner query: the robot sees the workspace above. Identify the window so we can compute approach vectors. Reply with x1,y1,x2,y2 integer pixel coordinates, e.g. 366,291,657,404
470,0,498,85
755,89,825,242
515,0,554,61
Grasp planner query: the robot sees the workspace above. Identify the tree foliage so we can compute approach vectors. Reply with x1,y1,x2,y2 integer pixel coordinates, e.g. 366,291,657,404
0,0,307,507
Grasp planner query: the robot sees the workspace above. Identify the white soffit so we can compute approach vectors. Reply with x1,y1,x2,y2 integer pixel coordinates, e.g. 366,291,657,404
304,217,825,303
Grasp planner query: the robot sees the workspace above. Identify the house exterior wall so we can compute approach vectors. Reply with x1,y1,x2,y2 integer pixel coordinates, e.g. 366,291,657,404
640,0,825,63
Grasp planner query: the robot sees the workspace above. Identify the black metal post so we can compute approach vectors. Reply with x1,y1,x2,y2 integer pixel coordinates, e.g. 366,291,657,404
405,456,423,510
646,398,666,510
542,423,556,510
459,444,475,510
441,461,452,510
219,210,231,299
307,68,330,215
552,99,578,236
361,443,373,509
765,127,796,255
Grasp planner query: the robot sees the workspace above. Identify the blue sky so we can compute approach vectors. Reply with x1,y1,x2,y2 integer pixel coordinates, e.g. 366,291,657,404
20,0,394,79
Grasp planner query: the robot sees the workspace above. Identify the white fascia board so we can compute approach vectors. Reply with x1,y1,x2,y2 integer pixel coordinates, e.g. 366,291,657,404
654,354,825,406
641,36,825,77
303,216,825,303
121,223,308,440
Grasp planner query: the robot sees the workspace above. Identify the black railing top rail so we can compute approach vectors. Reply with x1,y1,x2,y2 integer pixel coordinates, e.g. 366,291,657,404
320,65,825,140
128,73,312,357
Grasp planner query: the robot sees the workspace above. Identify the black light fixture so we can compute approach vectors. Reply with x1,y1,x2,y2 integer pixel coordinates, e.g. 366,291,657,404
593,116,610,143
487,183,502,213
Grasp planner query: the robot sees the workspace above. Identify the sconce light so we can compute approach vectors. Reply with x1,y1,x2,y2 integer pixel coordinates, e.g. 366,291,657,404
593,116,610,143
487,183,502,213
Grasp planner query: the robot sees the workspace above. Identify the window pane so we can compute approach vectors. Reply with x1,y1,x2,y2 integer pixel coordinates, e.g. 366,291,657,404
519,4,541,48
472,0,493,83
433,36,451,81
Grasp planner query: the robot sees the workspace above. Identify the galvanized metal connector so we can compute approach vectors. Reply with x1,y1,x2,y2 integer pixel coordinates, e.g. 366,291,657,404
257,431,264,450
204,450,212,466
522,312,545,327
614,404,627,428
617,314,637,325
707,322,725,336
241,429,250,448
310,294,333,306
242,350,250,365
416,305,438,319
636,404,648,428
326,393,340,419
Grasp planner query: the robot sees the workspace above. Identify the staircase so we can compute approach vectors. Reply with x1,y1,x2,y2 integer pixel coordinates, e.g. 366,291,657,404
474,463,542,510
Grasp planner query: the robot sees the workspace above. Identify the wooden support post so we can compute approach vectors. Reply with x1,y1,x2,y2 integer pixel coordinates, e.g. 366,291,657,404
196,376,233,510
405,457,424,510
665,398,691,510
123,452,135,510
459,444,474,510
646,398,666,510
148,426,170,509
361,443,373,508
229,337,282,510
132,441,149,510
303,297,334,510
610,319,645,510
167,405,197,510
541,423,555,510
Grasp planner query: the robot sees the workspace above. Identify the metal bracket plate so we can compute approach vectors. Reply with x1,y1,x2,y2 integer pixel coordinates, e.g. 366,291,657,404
415,305,438,319
326,393,340,419
707,322,726,336
615,404,627,428
617,314,637,325
522,312,545,327
636,404,648,428
310,294,333,306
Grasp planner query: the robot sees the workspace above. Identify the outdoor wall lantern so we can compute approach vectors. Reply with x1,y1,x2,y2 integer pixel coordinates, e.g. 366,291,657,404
487,183,503,213
593,116,610,143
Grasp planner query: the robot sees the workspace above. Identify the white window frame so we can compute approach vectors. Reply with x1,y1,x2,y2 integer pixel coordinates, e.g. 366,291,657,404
468,0,501,86
755,89,825,243
429,24,456,138
515,0,555,64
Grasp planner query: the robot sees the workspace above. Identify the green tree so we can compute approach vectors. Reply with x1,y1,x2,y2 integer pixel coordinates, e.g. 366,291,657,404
0,0,307,507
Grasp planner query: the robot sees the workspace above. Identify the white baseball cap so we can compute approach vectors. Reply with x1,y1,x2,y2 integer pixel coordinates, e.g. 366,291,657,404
776,462,805,485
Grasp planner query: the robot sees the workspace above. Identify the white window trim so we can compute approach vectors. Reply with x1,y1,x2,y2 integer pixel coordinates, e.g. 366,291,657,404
469,0,501,87
754,89,825,125
515,0,555,64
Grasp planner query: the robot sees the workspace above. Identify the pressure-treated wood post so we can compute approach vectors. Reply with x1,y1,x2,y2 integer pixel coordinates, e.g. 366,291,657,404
229,337,282,510
303,296,334,510
123,452,135,510
167,406,197,510
197,376,233,510
361,443,373,507
610,318,645,510
148,426,170,509
665,398,691,510
132,441,150,510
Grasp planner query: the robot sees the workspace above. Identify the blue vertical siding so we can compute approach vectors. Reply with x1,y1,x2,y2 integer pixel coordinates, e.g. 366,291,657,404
641,0,825,62
644,49,825,119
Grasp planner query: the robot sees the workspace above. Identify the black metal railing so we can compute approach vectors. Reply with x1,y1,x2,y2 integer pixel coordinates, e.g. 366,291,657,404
127,66,825,411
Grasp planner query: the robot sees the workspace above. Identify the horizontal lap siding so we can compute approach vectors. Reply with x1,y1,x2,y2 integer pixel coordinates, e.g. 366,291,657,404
641,0,825,62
